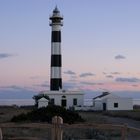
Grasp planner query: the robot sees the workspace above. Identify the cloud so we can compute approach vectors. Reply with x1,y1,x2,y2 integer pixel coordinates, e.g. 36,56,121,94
0,85,26,91
98,88,110,92
79,72,95,77
80,82,104,86
103,72,121,76
33,81,49,88
33,84,49,88
103,72,107,75
42,84,49,88
115,55,126,60
0,53,16,59
63,82,77,90
63,70,76,75
68,78,77,82
0,87,35,99
30,76,41,79
80,81,96,85
115,77,140,83
0,85,36,99
96,83,104,85
70,75,77,79
132,84,138,87
111,72,121,75
106,75,114,78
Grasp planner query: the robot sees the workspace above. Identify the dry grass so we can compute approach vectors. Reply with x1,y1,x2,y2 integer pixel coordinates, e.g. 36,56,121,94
103,110,140,121
78,111,107,123
0,106,32,123
0,107,118,139
1,106,140,140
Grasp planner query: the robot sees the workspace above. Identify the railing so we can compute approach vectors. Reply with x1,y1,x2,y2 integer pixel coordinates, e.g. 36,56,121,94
1,116,140,140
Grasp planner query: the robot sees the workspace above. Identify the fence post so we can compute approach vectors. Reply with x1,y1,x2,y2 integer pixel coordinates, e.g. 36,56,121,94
52,116,63,140
121,124,127,140
0,128,2,140
57,116,63,140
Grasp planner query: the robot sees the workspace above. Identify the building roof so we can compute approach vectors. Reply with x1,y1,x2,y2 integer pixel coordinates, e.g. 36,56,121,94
38,97,49,101
53,6,60,13
93,92,110,99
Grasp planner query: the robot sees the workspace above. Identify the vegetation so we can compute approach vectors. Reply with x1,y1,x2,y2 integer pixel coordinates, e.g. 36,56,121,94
103,110,140,121
11,105,84,124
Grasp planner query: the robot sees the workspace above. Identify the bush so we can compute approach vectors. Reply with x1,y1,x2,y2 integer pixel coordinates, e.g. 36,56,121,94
11,105,84,124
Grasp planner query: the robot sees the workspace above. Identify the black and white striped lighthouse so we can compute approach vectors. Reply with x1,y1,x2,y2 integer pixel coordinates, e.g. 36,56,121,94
49,7,63,91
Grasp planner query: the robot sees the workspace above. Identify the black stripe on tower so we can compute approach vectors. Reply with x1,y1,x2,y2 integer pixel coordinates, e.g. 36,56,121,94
51,79,62,90
51,55,61,66
51,31,61,42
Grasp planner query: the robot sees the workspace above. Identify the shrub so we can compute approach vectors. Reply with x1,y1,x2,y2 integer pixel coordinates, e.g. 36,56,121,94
11,105,84,124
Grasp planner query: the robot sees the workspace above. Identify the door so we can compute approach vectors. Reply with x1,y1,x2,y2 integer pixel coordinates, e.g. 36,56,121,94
103,103,106,111
61,99,67,107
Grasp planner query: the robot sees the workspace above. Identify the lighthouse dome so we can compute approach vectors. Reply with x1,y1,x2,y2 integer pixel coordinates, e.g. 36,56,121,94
53,6,60,13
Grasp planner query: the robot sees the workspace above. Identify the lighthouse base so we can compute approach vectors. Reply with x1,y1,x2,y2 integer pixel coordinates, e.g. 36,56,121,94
35,90,84,109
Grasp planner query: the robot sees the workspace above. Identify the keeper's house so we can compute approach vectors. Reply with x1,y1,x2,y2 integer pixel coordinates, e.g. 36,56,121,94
93,92,133,111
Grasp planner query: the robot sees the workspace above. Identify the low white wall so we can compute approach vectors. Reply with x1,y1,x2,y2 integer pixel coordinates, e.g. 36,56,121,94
74,106,95,111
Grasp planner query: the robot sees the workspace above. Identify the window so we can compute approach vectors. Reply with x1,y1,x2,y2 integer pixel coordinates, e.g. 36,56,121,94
114,103,118,108
62,95,66,98
73,98,77,106
50,98,55,105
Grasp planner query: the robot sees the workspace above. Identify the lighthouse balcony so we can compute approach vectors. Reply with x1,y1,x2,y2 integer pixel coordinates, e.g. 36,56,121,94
49,14,63,19
49,22,63,26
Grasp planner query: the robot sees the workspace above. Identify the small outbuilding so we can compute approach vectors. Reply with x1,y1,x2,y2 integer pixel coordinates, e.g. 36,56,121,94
38,97,49,108
93,92,133,111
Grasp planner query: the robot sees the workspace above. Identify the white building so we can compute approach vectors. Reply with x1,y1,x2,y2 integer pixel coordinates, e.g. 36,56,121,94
38,97,49,108
93,92,133,111
38,90,84,109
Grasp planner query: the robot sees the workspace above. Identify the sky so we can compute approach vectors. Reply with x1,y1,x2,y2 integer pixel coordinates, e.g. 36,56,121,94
0,0,140,99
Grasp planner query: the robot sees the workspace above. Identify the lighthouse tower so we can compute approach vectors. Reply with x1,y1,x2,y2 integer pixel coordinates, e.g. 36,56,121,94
34,7,84,109
49,6,63,91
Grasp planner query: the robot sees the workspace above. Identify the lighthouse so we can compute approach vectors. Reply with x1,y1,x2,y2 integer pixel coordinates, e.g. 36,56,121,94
49,6,63,91
34,7,84,109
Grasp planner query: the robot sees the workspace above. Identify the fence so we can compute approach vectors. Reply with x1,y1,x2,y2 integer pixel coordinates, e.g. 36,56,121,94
1,116,140,140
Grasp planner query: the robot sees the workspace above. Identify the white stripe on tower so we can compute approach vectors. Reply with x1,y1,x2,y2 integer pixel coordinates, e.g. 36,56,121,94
50,6,63,90
51,43,61,55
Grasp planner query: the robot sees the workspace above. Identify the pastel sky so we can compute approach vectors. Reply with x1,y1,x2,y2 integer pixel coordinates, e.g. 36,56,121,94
0,0,140,99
